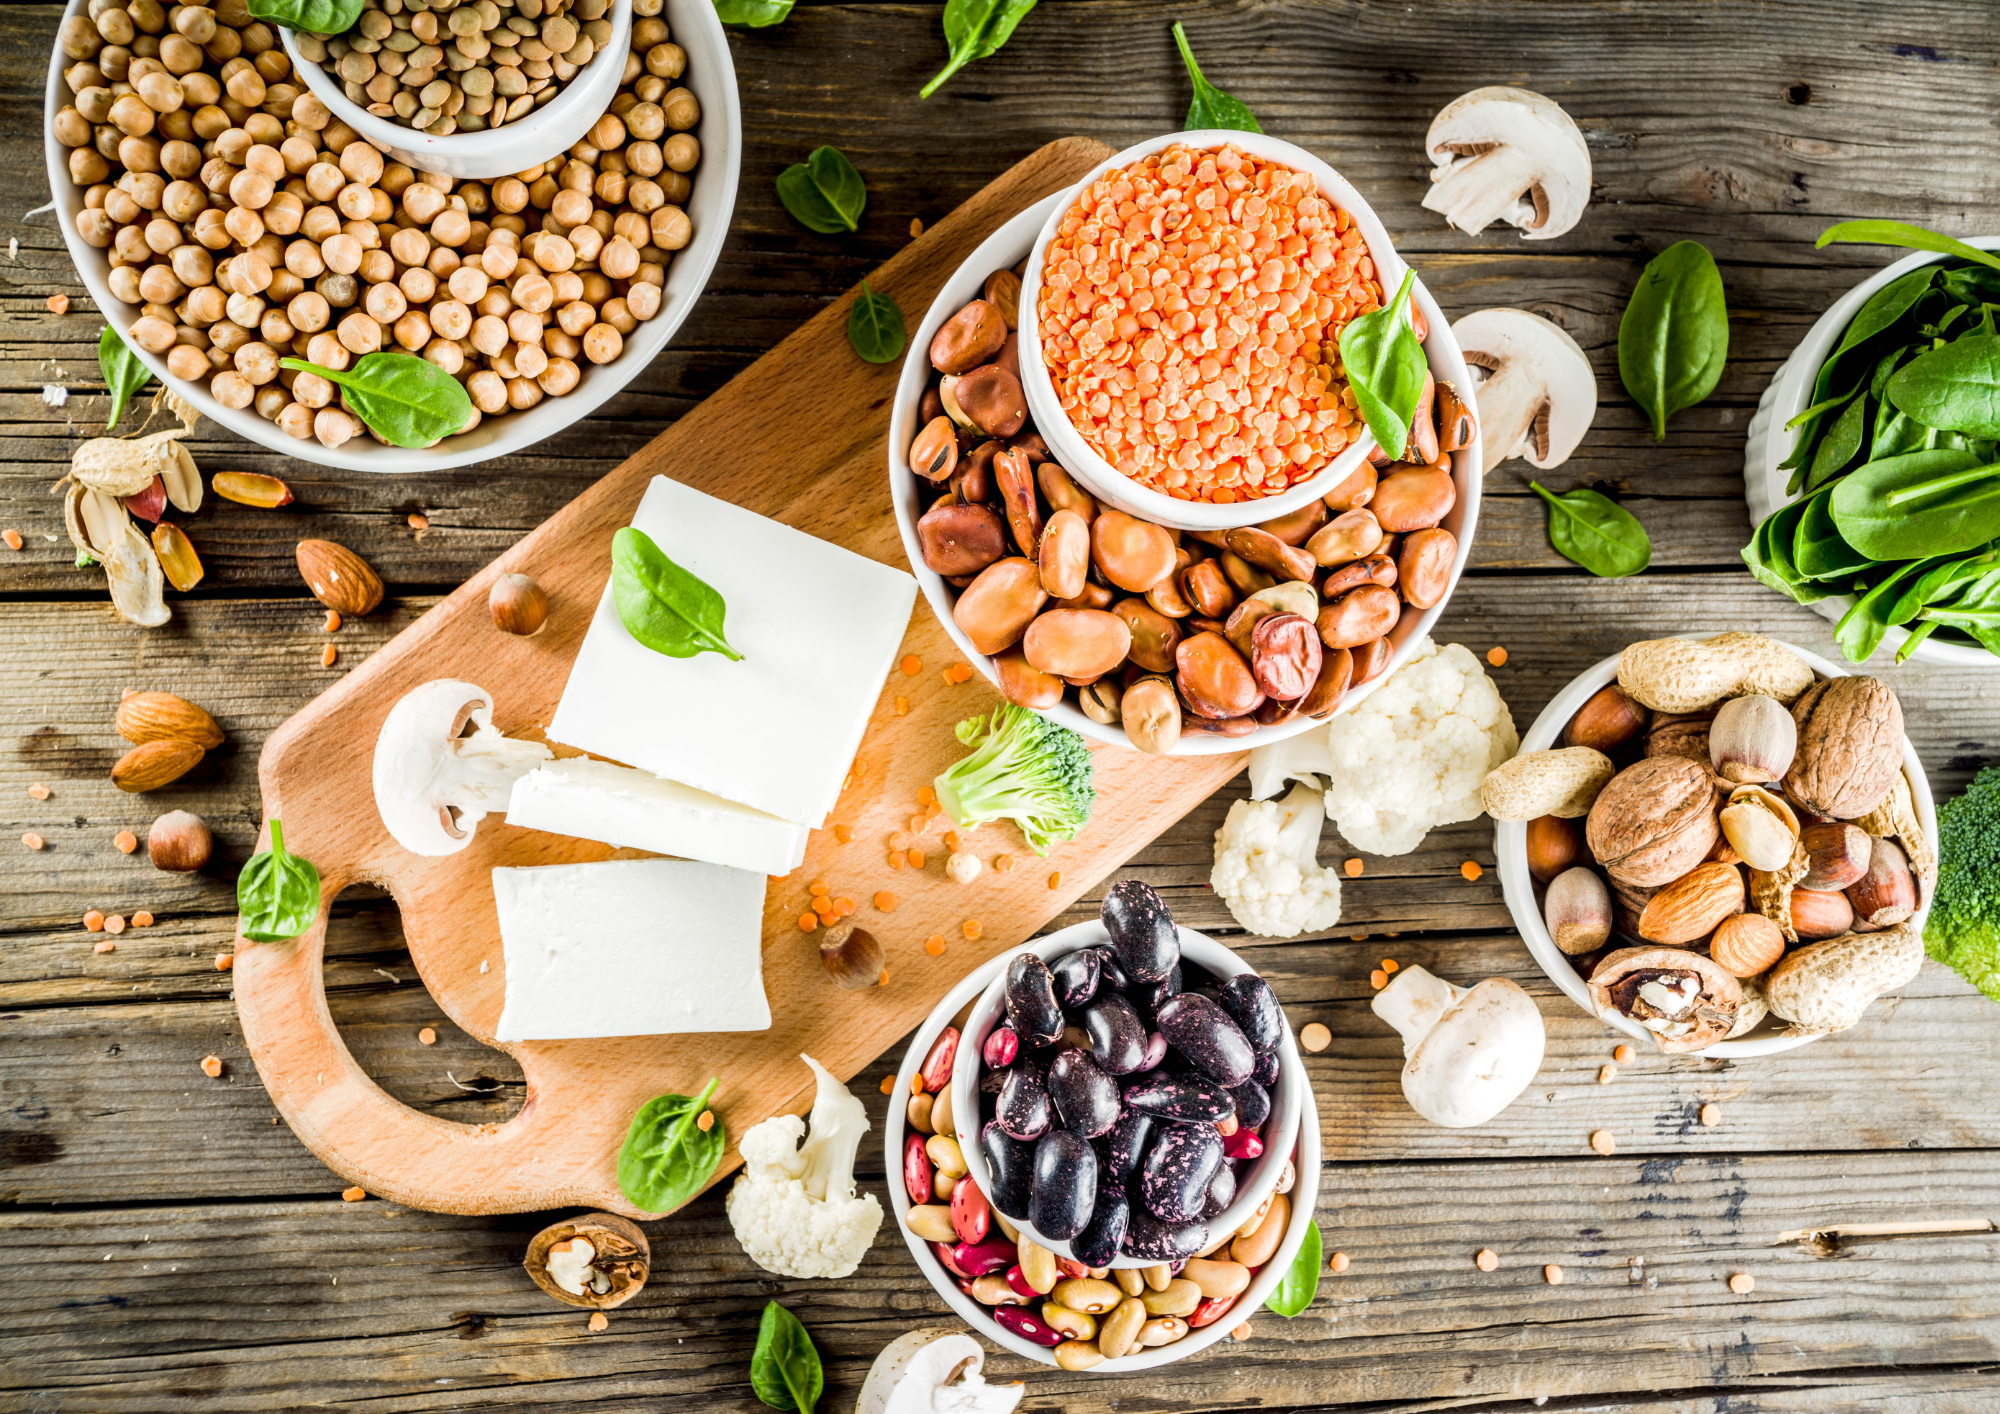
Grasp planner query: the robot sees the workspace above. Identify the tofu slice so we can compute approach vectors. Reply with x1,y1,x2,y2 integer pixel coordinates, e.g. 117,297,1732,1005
506,756,809,875
548,475,917,828
492,859,771,1041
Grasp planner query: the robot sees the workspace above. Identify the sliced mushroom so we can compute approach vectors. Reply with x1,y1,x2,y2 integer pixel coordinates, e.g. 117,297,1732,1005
1450,308,1598,474
1587,946,1742,1054
371,680,554,856
1422,86,1591,241
859,1329,1024,1414
1371,965,1545,1127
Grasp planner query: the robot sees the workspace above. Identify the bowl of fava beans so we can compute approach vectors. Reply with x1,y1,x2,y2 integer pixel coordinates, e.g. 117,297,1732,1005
45,0,738,471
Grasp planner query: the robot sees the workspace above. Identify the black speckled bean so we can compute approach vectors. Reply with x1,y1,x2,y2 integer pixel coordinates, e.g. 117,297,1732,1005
996,1062,1053,1141
1101,880,1180,984
1122,1071,1236,1124
1005,953,1064,1047
1141,1122,1224,1223
1229,1079,1271,1129
1202,1159,1237,1217
1251,1048,1281,1087
1156,992,1257,1087
1069,1185,1129,1268
1099,1108,1156,1186
1123,1207,1209,1262
979,1121,1035,1220
1029,1130,1097,1242
1047,1048,1121,1139
1131,964,1183,1026
1216,973,1286,1054
1092,946,1130,994
1049,948,1102,1011
1080,993,1148,1074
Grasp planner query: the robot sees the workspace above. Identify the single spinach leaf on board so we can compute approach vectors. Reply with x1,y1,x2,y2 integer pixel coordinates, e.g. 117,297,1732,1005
1886,334,2000,438
1266,1219,1322,1318
1173,21,1261,133
617,1078,726,1213
1817,220,2000,273
919,0,1039,99
236,819,323,943
846,281,906,364
1804,391,1870,493
98,325,153,429
712,0,794,26
278,353,471,447
1792,486,1871,581
1830,448,2000,561
248,0,364,31
1619,240,1729,440
1531,482,1651,578
1337,269,1427,460
611,527,743,661
775,147,866,233
750,1302,823,1414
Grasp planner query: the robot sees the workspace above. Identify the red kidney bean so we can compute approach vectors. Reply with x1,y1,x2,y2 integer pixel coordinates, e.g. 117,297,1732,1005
930,298,1007,374
953,557,1047,655
992,447,1042,558
982,1025,1019,1068
1370,465,1456,532
1091,510,1178,592
921,1025,961,1093
1317,584,1401,649
1180,557,1237,619
1221,1128,1264,1162
1351,635,1392,685
1037,460,1097,523
1023,608,1132,680
1251,611,1323,699
1004,1263,1037,1302
918,502,1007,577
1224,526,1316,583
952,365,1027,439
933,1240,974,1280
1189,1295,1240,1328
955,439,1000,505
1321,460,1377,512
1321,553,1398,598
992,649,1063,709
954,1234,1020,1277
950,1174,991,1245
1115,597,1183,674
1256,499,1328,547
1176,631,1262,718
1398,526,1458,609
905,1132,935,1206
993,1304,1066,1347
1037,507,1089,599
1299,645,1354,718
909,414,958,482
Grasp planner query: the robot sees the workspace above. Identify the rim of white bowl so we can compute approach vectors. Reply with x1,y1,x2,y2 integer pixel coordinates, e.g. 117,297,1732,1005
886,936,1322,1370
1746,235,2000,668
946,920,1302,1268
43,0,738,474
888,191,1482,754
1496,635,1938,1058
279,0,632,184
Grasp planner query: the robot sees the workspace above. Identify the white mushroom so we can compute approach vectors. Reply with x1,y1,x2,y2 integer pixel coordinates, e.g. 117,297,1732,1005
858,1330,1023,1414
1450,308,1598,474
1371,965,1545,1127
1422,86,1591,241
372,680,552,856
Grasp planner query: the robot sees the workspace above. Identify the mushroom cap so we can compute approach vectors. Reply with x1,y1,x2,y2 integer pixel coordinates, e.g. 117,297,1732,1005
371,679,495,857
1423,86,1591,240
1450,308,1597,473
860,1329,1020,1414
1587,946,1743,1054
1378,969,1546,1127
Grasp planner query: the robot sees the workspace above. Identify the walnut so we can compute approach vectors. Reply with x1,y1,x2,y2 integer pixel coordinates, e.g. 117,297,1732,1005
1587,946,1743,1054
524,1213,650,1310
1645,713,1713,765
1784,676,1904,820
1585,756,1722,887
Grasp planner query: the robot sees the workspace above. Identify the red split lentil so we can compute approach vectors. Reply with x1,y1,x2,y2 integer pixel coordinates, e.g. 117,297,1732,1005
925,933,947,956
132,911,153,927
1037,142,1381,503
900,654,922,676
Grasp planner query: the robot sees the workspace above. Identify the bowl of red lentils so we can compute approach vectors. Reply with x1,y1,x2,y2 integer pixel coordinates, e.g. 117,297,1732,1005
1020,131,1474,533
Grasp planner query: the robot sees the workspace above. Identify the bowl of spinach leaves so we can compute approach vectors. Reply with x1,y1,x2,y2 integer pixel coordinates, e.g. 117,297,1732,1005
1743,223,2000,667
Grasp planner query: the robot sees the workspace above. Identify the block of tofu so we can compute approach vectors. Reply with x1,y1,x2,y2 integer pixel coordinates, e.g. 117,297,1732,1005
492,859,771,1041
506,756,809,875
548,475,917,828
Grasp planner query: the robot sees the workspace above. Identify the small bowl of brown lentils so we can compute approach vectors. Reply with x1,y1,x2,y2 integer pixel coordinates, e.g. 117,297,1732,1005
280,0,636,182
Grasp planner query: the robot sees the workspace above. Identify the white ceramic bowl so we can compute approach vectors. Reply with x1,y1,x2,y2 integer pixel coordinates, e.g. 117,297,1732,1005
1743,236,2000,667
1497,636,1938,1058
280,0,633,182
949,920,1303,1268
885,935,1321,1370
888,192,1480,754
1017,130,1479,533
44,0,738,473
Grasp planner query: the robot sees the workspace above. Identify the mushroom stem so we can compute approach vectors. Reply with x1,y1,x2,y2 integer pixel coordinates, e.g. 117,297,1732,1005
1423,144,1546,236
1372,965,1466,1057
1465,358,1546,475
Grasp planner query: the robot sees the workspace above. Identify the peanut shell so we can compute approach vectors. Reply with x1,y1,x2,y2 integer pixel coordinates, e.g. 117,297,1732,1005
1765,923,1924,1035
1480,747,1614,822
1617,633,1814,714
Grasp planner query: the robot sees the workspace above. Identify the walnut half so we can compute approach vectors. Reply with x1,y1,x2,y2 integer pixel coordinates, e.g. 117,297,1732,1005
1587,946,1743,1054
524,1213,651,1310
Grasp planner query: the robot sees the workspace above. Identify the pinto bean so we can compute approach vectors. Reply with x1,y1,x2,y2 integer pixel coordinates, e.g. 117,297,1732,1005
1123,675,1182,754
1251,612,1322,699
1402,370,1439,466
1037,460,1097,523
1181,558,1236,619
918,502,1009,577
1321,461,1376,512
1255,499,1328,547
952,364,1027,438
1351,635,1392,686
1024,609,1131,679
1317,584,1400,649
1224,526,1316,583
1306,508,1383,567
1321,554,1398,598
1398,527,1457,609
1219,550,1275,597
953,557,1046,655
1176,631,1262,719
955,439,1000,505
993,447,1043,557
1436,379,1476,453
930,297,1007,374
993,648,1065,709
1091,510,1177,592
1038,508,1090,599
1299,645,1354,718
1115,597,1184,674
1223,597,1276,661
909,414,958,482
1146,549,1195,618
1370,465,1456,532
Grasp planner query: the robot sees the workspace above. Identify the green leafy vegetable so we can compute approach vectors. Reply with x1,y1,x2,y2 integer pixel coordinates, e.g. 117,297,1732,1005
712,0,793,26
617,1078,727,1213
1925,765,2000,1005
1337,269,1427,461
247,0,365,33
846,281,906,364
1265,1219,1321,1318
1818,219,2000,274
98,325,152,429
775,147,866,234
920,0,1038,98
1804,391,1868,492
1530,482,1651,578
237,819,323,943
611,526,743,661
277,352,471,448
1618,240,1729,440
1792,488,1870,581
1172,21,1261,133
750,1301,823,1413
933,702,1094,856
1828,449,2000,561
1886,335,2000,438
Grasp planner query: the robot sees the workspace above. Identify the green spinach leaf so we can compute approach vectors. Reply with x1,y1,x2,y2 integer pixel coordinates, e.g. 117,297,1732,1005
1942,267,2000,305
1836,559,1932,662
750,1301,823,1414
846,281,906,364
1835,268,1937,361
1804,391,1869,492
1265,1219,1321,1318
1618,240,1729,440
237,819,323,943
1886,549,1997,625
920,0,1039,99
1886,334,2000,438
712,0,794,26
98,325,153,429
1830,448,2000,561
1870,401,1929,461
775,147,866,234
1743,500,1808,596
1172,21,1261,133
1794,487,1871,580
1337,269,1426,460
611,527,743,661
617,1078,726,1213
247,0,365,33
1817,220,2000,274
278,353,471,448
1531,481,1651,577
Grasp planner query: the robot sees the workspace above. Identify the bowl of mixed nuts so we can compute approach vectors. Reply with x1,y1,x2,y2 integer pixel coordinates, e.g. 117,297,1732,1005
1487,632,1938,1058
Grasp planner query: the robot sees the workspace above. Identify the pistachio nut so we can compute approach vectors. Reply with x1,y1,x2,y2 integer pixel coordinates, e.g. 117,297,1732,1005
1719,785,1800,872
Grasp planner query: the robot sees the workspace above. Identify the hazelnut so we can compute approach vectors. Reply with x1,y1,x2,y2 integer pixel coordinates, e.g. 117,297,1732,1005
489,572,549,636
1790,885,1856,941
1544,866,1612,954
1718,786,1800,873
1845,836,1917,927
1710,913,1786,978
1587,946,1743,1054
1797,821,1871,892
1708,693,1797,784
820,921,885,990
1525,815,1582,882
524,1213,650,1309
1565,683,1648,753
147,809,213,873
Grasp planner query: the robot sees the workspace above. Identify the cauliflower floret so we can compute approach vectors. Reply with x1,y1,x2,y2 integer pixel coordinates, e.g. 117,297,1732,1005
725,1054,883,1279
1213,781,1344,937
1314,638,1518,856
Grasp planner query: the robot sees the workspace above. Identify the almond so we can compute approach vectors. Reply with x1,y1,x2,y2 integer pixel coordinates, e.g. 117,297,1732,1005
1637,861,1746,945
1710,913,1785,977
115,690,224,749
111,738,204,793
296,539,384,616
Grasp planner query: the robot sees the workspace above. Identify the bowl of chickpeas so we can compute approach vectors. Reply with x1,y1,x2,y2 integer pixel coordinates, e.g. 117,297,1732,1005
44,0,738,472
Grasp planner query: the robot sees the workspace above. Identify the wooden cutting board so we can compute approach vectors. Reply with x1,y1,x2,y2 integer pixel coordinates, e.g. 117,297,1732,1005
234,138,1249,1218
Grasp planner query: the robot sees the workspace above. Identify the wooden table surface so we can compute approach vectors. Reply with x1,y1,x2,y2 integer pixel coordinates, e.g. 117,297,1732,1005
5,3,1999,1410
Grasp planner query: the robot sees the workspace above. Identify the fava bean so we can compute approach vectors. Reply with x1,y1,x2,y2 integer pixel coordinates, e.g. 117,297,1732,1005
1023,608,1131,680
1037,508,1089,599
1299,645,1354,718
1317,584,1401,650
1037,459,1097,523
909,414,958,482
1121,675,1181,755
1256,498,1328,546
952,557,1046,655
1321,460,1377,511
1176,631,1262,719
993,648,1063,710
955,439,999,506
1051,580,1115,612
1219,549,1276,597
1351,635,1392,685
1115,597,1183,674
1223,598,1275,661
1307,507,1384,566
1180,557,1236,619
1398,527,1457,609
1402,370,1439,466
1251,612,1322,699
993,447,1042,558
930,297,1007,375
1437,379,1477,453
1321,553,1398,598
1370,465,1456,532
1145,548,1196,617
1091,510,1177,592
1248,580,1319,622
1225,525,1316,583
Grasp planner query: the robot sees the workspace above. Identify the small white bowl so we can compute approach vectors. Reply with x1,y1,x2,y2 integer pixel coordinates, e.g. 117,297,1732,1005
1496,636,1938,1058
888,192,1480,754
1017,130,1479,533
949,920,1303,1268
1743,236,2000,667
43,0,738,473
885,936,1321,1371
281,0,633,182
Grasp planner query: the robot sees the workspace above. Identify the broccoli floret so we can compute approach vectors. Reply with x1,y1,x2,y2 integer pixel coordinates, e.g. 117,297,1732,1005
1926,764,2000,1004
933,703,1094,855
